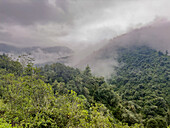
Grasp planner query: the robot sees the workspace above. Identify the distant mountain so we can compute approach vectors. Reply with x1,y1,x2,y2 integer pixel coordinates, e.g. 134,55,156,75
0,43,19,53
77,20,170,76
0,43,73,64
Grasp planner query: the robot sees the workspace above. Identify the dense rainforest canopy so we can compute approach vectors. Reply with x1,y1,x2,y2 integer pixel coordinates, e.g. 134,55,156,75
0,46,169,128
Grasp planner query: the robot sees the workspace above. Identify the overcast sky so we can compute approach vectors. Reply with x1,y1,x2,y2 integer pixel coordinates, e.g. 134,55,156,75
0,0,170,49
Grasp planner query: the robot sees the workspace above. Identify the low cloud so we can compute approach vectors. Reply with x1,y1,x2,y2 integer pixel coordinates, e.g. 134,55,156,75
76,19,170,77
0,0,170,48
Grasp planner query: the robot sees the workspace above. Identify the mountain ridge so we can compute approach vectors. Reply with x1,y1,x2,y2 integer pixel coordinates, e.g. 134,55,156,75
76,21,170,76
0,43,74,65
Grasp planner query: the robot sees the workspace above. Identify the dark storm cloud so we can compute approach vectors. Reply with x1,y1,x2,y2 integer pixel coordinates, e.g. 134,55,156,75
0,0,72,25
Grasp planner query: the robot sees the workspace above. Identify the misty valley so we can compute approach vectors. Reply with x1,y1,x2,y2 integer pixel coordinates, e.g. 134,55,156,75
0,1,170,127
0,42,170,128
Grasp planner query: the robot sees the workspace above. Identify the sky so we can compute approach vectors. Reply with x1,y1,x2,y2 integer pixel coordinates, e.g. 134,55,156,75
0,0,170,49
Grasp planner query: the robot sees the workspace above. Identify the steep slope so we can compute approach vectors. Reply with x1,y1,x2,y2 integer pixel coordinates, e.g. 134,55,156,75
76,21,170,127
77,21,170,76
108,46,170,127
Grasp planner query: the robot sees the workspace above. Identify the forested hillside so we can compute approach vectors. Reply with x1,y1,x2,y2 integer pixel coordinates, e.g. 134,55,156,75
108,46,170,127
0,54,140,128
0,45,169,128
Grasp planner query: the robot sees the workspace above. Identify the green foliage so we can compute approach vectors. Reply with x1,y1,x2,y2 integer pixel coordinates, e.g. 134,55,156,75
0,46,169,127
0,118,16,128
0,74,55,127
108,46,170,127
40,63,80,84
0,56,116,127
0,54,23,75
84,65,92,76
94,85,119,107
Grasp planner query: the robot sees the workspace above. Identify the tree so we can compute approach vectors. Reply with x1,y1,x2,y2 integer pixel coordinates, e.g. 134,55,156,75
84,65,92,76
165,50,168,55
